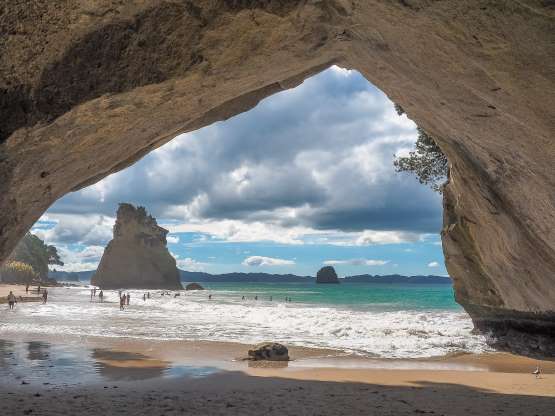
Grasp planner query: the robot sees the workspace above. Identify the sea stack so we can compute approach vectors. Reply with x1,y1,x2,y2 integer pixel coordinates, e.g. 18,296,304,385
91,203,182,290
316,266,340,284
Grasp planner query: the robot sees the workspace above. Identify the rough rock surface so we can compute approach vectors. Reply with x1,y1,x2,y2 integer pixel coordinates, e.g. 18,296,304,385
316,266,340,284
248,343,289,361
91,204,182,290
185,282,204,291
1,1,554,356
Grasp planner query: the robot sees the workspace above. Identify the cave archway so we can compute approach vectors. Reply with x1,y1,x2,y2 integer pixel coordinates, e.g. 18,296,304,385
1,1,554,356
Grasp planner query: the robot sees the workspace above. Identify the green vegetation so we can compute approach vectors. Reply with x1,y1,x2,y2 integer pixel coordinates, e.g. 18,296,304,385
8,233,63,280
393,105,449,193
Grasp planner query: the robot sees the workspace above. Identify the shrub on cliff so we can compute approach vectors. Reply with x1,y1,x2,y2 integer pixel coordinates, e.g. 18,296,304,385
393,104,449,192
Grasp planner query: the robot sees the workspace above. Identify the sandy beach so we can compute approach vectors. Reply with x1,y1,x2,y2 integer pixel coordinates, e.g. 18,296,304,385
0,284,42,303
0,334,553,415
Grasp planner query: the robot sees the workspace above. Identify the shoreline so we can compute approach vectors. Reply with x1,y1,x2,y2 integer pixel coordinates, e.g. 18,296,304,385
1,336,554,416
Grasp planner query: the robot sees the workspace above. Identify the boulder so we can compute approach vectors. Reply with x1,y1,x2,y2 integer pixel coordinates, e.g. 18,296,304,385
91,203,183,290
316,266,339,284
248,343,289,361
185,282,204,291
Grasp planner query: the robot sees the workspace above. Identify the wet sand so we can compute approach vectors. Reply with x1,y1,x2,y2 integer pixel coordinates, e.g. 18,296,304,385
0,335,554,415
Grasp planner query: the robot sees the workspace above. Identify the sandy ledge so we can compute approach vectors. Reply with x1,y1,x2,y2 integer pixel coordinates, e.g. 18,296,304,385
0,334,554,415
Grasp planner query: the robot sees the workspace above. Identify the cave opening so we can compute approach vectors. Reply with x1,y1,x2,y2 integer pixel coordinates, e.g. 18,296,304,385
0,66,493,361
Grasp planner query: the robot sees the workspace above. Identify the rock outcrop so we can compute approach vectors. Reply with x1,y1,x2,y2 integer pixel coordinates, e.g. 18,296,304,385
316,266,340,284
248,343,289,361
91,204,182,290
1,1,554,356
185,282,204,291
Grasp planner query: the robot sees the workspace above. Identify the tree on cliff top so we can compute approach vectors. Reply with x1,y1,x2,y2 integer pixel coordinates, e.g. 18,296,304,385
393,104,449,193
8,233,63,280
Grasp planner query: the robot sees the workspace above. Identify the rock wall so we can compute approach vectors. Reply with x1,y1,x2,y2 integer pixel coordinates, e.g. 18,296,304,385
91,203,182,290
1,1,554,355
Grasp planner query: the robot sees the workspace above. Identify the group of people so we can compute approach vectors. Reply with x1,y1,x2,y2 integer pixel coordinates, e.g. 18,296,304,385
6,286,48,310
90,287,104,302
119,291,131,310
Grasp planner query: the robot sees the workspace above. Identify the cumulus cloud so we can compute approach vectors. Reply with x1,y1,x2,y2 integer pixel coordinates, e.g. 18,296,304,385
324,259,389,266
52,245,105,272
175,257,206,271
34,214,114,246
166,235,180,244
242,256,295,267
428,261,440,268
354,230,422,245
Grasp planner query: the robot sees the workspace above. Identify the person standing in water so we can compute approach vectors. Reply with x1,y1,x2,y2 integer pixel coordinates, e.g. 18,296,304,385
120,295,125,311
126,293,130,305
7,291,16,310
25,284,29,294
99,290,104,302
42,289,48,304
143,293,146,301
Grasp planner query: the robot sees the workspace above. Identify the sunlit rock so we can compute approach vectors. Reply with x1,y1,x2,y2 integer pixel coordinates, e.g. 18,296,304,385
91,203,182,290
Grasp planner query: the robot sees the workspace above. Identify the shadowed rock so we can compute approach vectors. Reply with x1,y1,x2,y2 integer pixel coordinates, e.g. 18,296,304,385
91,203,182,290
316,266,340,284
185,282,205,291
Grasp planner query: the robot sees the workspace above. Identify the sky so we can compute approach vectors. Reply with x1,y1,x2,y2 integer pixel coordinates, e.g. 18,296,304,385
32,66,447,277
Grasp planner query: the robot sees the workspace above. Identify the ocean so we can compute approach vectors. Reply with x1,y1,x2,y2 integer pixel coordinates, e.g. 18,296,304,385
0,282,490,358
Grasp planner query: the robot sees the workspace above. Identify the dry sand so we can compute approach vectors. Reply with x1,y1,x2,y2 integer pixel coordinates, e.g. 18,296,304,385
0,283,42,303
1,335,554,415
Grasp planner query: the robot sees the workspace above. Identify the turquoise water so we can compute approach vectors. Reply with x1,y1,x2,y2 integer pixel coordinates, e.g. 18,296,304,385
189,282,461,312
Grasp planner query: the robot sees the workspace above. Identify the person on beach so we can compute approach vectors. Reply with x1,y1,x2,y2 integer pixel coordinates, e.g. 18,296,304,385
7,291,16,310
90,289,94,301
242,296,245,300
126,293,130,305
25,284,29,294
143,293,146,301
93,287,97,297
42,289,48,304
120,295,125,311
208,294,212,300
99,290,104,302
147,292,150,299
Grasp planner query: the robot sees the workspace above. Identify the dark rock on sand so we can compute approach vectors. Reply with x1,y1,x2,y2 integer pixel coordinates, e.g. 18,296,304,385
248,343,289,361
316,266,339,284
185,282,204,291
91,203,182,290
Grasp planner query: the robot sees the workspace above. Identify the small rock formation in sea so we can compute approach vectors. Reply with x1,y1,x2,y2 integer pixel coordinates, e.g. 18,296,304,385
91,203,182,290
316,266,340,284
248,343,289,361
185,282,204,291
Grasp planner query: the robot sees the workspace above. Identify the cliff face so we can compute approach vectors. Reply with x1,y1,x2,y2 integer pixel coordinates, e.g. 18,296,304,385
91,204,182,290
316,266,340,284
1,1,554,356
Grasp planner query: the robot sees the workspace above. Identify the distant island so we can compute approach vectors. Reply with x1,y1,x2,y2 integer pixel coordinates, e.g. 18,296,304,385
50,269,451,285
